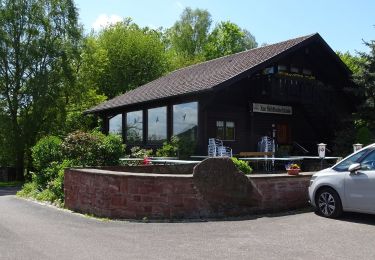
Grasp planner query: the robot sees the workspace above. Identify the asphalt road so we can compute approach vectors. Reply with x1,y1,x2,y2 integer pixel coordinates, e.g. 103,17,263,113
1,187,375,260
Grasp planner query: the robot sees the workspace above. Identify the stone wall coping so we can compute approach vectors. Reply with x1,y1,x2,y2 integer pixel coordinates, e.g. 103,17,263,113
68,168,314,179
249,172,314,178
68,168,193,178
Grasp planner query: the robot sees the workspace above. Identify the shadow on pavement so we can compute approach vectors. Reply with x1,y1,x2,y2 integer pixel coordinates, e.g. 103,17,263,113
0,186,21,196
334,212,375,226
125,207,315,223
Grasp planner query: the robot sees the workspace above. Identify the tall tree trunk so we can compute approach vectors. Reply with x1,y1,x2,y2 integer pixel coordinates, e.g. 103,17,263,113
14,148,24,181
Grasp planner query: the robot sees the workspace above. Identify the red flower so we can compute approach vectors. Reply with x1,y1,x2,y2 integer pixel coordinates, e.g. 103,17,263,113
143,157,151,165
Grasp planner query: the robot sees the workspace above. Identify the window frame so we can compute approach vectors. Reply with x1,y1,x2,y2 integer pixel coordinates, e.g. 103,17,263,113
216,120,236,141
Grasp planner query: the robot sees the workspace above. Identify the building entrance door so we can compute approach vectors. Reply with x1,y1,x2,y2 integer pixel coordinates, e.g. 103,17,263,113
276,123,291,144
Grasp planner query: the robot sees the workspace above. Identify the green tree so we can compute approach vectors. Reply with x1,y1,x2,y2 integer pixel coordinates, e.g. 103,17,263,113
86,19,169,98
0,0,81,178
337,51,363,75
333,44,375,155
166,7,211,61
204,21,258,60
355,41,375,110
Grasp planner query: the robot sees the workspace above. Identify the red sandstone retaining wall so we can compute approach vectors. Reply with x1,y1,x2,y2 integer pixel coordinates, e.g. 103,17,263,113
64,169,209,219
249,174,312,211
64,163,313,219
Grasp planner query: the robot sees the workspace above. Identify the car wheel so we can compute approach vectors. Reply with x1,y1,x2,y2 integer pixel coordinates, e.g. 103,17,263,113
315,188,343,218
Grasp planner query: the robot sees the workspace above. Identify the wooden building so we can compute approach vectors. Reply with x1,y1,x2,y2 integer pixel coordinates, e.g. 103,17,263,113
86,33,354,155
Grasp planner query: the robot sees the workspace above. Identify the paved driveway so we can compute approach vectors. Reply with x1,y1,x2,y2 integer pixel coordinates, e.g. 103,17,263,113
1,187,375,260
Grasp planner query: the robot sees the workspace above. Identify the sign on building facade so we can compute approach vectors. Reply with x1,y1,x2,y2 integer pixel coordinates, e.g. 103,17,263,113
252,103,293,115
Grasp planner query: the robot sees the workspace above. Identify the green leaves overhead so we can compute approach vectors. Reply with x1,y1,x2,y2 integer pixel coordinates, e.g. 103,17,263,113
87,20,169,98
167,7,212,59
165,8,258,68
204,21,258,60
0,0,82,171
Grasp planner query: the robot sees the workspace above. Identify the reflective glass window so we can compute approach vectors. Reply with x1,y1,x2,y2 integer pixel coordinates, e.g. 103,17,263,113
148,107,167,141
126,110,143,142
109,114,122,135
173,102,198,140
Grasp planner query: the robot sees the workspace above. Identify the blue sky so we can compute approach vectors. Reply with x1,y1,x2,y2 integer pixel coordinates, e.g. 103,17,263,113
75,0,374,54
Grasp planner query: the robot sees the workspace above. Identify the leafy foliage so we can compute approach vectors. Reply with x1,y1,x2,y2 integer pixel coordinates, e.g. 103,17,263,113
0,0,82,174
31,136,63,172
334,42,375,155
204,21,257,60
231,157,252,175
165,8,257,69
155,136,196,159
129,146,153,158
19,131,125,205
84,20,169,98
62,131,125,167
98,133,126,166
156,136,179,157
166,7,211,59
337,51,364,74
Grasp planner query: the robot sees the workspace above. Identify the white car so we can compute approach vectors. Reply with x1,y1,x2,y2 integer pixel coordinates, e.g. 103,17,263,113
309,143,375,218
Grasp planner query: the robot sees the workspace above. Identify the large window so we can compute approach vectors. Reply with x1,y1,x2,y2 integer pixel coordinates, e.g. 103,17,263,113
216,120,235,141
173,102,198,140
109,114,122,135
148,106,167,141
126,110,143,142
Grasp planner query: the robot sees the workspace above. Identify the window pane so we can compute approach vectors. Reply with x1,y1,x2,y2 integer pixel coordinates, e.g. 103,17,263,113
361,150,375,170
334,149,368,171
148,107,167,141
173,102,198,140
226,121,235,140
126,110,143,142
109,114,122,135
216,121,225,140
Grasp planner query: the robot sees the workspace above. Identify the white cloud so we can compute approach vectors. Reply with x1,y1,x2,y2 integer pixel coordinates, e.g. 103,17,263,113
92,14,123,31
175,1,184,10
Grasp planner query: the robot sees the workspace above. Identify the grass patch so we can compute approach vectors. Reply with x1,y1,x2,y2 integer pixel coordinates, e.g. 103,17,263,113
0,181,23,187
84,213,111,222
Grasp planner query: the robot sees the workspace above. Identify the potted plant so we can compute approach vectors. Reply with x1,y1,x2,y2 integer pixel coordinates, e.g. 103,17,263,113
286,163,301,175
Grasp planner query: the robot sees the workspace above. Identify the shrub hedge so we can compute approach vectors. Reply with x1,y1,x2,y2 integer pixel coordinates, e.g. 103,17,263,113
18,131,125,205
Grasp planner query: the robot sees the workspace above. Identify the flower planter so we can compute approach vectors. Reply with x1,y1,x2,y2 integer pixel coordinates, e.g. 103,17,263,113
287,168,300,175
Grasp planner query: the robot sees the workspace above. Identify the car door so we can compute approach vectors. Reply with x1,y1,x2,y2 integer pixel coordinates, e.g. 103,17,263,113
345,149,375,212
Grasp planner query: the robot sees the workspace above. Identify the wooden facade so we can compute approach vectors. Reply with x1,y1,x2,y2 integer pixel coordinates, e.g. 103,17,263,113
94,35,354,155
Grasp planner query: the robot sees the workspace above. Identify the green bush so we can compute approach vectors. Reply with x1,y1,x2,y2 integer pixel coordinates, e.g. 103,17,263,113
231,157,252,174
155,135,196,159
19,130,125,206
17,182,39,198
356,126,373,146
18,160,72,205
45,160,72,204
177,135,197,159
156,136,179,157
32,136,63,171
98,134,125,166
61,131,101,167
130,146,153,158
62,130,125,166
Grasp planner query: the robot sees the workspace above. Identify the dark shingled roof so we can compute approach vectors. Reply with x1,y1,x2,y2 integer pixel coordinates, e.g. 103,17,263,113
86,33,319,114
